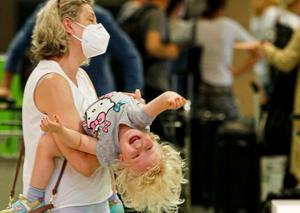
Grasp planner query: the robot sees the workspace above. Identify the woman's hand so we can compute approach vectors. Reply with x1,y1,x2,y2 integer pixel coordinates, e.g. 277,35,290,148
123,89,146,104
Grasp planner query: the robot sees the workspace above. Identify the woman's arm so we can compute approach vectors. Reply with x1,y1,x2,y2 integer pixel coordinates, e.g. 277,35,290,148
231,41,263,76
35,73,100,176
145,31,179,59
39,89,145,154
51,134,99,177
234,41,261,50
262,30,300,72
142,91,186,118
231,49,262,76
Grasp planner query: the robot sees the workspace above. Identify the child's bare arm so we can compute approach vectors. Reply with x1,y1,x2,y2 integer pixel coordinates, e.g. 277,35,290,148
142,91,186,117
40,115,97,155
30,134,59,189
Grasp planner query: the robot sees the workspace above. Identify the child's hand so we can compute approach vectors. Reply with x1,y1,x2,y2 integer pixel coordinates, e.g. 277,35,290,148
40,115,63,133
166,92,187,109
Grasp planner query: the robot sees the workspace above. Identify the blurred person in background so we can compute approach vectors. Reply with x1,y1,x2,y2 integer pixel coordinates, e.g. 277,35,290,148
192,0,261,121
250,0,300,101
257,0,300,193
249,0,300,201
118,0,148,23
260,21,300,188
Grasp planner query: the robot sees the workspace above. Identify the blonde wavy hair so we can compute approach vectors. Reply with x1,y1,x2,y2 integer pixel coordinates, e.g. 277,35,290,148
112,133,187,213
31,0,94,61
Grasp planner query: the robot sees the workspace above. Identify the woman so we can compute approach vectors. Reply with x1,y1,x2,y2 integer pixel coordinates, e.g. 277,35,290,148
18,0,112,212
261,14,300,186
193,0,260,120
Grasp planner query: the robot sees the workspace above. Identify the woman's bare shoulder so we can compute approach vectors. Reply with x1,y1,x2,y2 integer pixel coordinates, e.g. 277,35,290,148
34,72,74,115
37,72,69,89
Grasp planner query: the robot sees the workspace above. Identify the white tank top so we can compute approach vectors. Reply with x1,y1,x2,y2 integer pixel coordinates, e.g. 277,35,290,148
22,60,112,209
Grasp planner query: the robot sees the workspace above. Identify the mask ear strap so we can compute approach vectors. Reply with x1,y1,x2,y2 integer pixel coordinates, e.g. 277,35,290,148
72,34,84,43
71,22,85,42
75,22,85,28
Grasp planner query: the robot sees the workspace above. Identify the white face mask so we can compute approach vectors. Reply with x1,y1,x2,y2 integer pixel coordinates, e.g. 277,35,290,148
73,22,110,58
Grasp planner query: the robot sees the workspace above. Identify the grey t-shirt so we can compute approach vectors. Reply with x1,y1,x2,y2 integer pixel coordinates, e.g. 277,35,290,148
140,6,172,91
83,92,154,167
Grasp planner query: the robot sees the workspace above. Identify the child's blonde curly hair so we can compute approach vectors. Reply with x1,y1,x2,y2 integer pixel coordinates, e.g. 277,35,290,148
112,133,187,213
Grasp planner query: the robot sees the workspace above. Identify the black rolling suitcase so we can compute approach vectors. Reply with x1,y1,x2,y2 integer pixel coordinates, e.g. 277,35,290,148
213,122,260,213
190,112,224,206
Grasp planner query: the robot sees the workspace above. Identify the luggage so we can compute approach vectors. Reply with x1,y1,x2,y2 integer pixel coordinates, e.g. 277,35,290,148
212,122,260,213
190,113,224,206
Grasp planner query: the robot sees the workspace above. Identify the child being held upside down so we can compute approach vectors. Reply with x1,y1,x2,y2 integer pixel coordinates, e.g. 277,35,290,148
10,90,187,213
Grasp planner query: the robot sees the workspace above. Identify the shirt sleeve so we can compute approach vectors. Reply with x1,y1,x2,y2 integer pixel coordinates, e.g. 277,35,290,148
127,105,154,129
95,138,114,167
144,9,166,36
227,18,255,42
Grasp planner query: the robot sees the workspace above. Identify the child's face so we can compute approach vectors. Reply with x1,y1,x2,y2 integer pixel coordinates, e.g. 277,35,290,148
119,128,160,173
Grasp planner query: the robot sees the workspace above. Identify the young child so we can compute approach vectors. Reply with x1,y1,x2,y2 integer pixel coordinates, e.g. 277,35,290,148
6,90,187,213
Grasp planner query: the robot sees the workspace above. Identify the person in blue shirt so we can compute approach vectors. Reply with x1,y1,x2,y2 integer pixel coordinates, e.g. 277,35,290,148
0,3,144,97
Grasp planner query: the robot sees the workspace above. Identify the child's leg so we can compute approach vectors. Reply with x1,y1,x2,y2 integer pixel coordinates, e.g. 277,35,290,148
0,134,62,212
27,133,61,202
